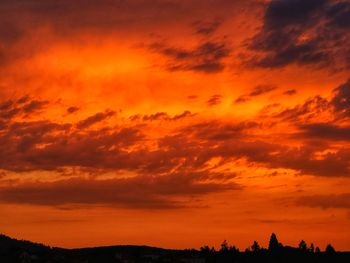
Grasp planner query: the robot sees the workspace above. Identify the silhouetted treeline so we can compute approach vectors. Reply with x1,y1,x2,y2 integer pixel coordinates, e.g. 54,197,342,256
1,233,349,263
198,233,345,263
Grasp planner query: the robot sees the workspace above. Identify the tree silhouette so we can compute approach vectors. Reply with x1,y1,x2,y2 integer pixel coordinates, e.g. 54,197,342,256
298,240,308,252
309,243,315,253
251,241,260,252
268,233,282,251
326,244,336,254
200,246,210,253
220,240,229,252
1,232,349,263
219,240,239,253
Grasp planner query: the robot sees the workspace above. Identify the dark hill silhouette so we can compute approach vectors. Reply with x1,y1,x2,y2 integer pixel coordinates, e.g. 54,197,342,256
0,233,349,263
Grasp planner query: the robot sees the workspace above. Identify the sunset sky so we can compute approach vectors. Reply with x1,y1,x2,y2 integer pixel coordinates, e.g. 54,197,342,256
0,0,350,251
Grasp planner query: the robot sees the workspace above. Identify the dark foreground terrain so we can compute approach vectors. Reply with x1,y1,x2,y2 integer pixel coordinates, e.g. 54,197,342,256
1,233,349,263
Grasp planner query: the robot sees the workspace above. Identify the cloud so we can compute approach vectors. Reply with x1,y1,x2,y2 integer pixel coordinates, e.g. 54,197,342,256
264,0,326,28
270,147,350,177
1,80,350,200
22,100,49,114
0,172,239,209
274,96,329,122
283,89,297,96
298,123,350,141
234,84,276,104
271,79,350,124
207,94,222,106
0,0,250,38
77,110,115,129
0,110,349,186
179,120,259,141
234,96,250,104
0,98,49,120
326,1,350,28
296,193,350,209
149,41,230,73
67,106,79,114
17,95,30,104
0,119,143,172
193,19,222,36
0,96,349,179
0,0,253,68
130,111,195,122
331,79,350,117
247,0,350,69
249,85,277,96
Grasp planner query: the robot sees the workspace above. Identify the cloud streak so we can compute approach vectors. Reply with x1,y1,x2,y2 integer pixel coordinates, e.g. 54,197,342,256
0,174,239,209
149,41,230,73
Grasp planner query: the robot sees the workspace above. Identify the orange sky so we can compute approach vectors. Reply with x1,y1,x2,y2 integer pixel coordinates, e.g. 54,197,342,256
0,0,350,251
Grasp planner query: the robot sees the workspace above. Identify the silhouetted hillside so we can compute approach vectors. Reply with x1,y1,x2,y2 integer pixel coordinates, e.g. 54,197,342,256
0,234,54,262
0,233,349,263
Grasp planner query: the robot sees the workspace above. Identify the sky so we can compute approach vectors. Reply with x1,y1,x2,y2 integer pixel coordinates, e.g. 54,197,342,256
0,0,350,251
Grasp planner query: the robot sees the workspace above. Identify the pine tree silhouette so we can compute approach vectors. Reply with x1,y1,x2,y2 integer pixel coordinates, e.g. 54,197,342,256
268,233,281,251
251,241,260,252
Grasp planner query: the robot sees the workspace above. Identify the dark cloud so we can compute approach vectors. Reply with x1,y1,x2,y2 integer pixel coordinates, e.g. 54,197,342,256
179,121,259,141
0,109,247,209
247,0,350,69
17,95,30,104
331,79,350,117
249,85,277,96
22,100,49,114
0,108,21,119
1,84,350,194
149,41,230,73
130,111,195,122
269,147,350,177
172,111,195,121
209,138,350,177
234,85,276,104
271,79,350,124
77,110,115,129
0,174,238,209
326,1,350,28
296,193,350,209
0,98,49,119
207,94,222,106
143,112,168,121
193,19,222,36
67,106,79,114
153,120,350,178
298,123,350,141
264,0,326,28
0,121,144,172
274,96,329,122
0,100,14,111
283,89,297,96
234,96,250,104
0,110,349,180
